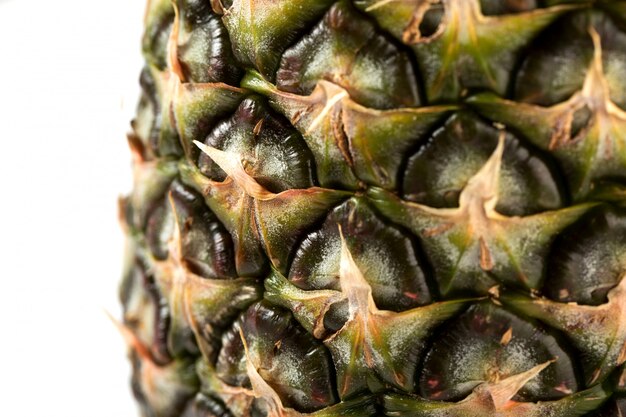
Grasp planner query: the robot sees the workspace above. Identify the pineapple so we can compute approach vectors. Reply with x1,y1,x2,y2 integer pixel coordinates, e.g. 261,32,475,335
118,0,626,415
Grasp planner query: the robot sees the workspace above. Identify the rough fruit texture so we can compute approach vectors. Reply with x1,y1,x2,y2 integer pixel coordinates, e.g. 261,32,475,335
119,0,626,416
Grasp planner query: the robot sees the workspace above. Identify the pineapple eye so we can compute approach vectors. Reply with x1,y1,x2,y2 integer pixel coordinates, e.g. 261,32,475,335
197,97,315,194
169,180,238,279
120,259,172,366
420,302,579,402
545,206,626,306
143,0,176,70
402,112,564,216
276,1,420,109
515,10,626,109
288,197,432,312
145,180,237,279
217,302,338,413
146,198,175,261
176,2,242,84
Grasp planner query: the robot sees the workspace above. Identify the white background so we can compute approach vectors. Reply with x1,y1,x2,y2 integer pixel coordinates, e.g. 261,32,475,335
0,0,145,414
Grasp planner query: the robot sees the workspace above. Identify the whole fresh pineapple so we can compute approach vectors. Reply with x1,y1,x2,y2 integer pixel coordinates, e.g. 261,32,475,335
118,0,626,415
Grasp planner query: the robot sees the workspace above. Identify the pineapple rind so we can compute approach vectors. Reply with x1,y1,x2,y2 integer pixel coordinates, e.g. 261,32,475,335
120,0,626,416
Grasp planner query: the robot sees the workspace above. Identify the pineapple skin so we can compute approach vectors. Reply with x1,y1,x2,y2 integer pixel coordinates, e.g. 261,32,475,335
119,0,626,416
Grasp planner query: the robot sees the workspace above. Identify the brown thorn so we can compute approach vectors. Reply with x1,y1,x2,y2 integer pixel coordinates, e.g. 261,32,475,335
550,109,574,150
290,109,305,125
127,133,146,163
253,119,264,136
105,310,154,363
488,286,500,299
331,106,354,167
194,141,275,200
459,132,505,214
166,190,185,260
553,382,573,395
500,327,513,346
402,14,422,44
489,359,555,409
479,236,494,271
312,302,333,339
238,327,286,417
306,88,348,133
365,0,397,12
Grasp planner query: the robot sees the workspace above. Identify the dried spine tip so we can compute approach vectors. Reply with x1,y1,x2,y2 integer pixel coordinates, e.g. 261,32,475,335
338,225,377,318
106,310,154,363
194,140,276,200
239,328,289,417
500,327,513,346
306,88,348,133
167,1,185,82
550,26,626,153
488,360,554,409
505,274,626,385
459,133,505,217
210,0,225,15
582,27,611,114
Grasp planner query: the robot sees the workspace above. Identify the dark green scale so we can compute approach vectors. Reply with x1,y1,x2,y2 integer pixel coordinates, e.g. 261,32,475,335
197,97,316,193
217,301,338,413
176,0,242,84
545,205,626,305
419,303,578,401
276,0,421,109
402,111,564,215
119,0,626,416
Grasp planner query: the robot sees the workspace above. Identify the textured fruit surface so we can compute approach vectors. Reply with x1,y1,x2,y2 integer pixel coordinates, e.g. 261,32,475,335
119,0,626,415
